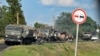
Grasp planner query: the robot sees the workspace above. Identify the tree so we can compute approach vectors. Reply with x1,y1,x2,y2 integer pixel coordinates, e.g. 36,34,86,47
6,0,26,24
34,22,51,29
0,7,2,18
34,22,46,28
0,5,7,18
0,5,8,35
55,12,75,33
55,12,97,38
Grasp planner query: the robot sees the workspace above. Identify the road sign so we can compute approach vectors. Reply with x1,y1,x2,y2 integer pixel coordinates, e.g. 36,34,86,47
72,8,87,24
96,29,99,33
72,8,87,56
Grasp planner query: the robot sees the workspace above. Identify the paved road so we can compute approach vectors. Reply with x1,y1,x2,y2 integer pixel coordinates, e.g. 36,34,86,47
0,39,9,52
0,43,8,52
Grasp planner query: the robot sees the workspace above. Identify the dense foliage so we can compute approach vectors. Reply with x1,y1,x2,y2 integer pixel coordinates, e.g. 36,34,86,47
34,22,52,29
34,22,46,28
0,0,26,35
6,0,26,24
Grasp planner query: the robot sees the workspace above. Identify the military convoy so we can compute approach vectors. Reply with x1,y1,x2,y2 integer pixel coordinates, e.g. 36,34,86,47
4,24,74,45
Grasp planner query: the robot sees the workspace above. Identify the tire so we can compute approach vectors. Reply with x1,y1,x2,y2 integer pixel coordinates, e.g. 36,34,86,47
22,38,32,45
36,38,44,44
4,41,9,45
4,41,13,45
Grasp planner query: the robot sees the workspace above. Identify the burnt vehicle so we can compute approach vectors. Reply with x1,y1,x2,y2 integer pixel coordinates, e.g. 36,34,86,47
33,28,53,43
54,31,74,42
82,32,92,41
4,25,35,45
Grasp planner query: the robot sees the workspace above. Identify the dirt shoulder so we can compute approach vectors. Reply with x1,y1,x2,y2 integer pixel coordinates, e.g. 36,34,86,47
0,39,4,44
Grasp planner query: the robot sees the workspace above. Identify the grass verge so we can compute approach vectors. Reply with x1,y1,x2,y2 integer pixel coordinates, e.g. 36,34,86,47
1,42,100,56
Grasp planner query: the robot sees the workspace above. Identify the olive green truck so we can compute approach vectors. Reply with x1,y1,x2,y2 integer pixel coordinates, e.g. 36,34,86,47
4,25,35,45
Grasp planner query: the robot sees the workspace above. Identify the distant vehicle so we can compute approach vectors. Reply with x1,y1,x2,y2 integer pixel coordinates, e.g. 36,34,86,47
4,24,35,45
91,35,99,41
82,32,92,41
57,31,74,42
33,28,59,42
33,28,51,43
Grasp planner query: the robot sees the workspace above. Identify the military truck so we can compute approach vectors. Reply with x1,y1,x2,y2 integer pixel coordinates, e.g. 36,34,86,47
33,28,52,43
82,32,92,41
53,31,74,42
4,25,35,45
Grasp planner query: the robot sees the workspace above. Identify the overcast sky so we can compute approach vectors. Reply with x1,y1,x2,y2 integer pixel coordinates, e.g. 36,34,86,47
0,0,99,26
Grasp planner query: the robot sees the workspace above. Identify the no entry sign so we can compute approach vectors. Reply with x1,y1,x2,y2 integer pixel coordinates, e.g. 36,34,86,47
72,8,87,24
72,8,87,56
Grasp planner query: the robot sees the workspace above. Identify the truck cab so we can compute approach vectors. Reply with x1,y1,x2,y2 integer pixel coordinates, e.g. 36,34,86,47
4,25,34,45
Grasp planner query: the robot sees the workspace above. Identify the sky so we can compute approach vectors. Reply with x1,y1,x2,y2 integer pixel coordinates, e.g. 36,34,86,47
0,0,99,26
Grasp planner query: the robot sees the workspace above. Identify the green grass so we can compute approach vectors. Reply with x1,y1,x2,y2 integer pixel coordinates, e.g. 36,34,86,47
1,42,100,56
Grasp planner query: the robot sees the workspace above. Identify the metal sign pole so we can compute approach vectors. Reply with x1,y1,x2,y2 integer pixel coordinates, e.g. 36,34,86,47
74,24,79,56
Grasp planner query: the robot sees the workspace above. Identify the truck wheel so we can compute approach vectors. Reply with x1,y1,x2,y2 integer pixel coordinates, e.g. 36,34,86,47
5,41,12,45
37,38,44,44
22,38,32,45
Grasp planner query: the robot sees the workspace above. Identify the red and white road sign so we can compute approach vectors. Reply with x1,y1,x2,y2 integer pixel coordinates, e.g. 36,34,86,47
72,8,87,24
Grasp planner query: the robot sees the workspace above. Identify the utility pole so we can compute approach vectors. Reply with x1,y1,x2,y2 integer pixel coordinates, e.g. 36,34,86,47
53,16,54,29
0,2,2,18
52,16,55,29
17,12,19,25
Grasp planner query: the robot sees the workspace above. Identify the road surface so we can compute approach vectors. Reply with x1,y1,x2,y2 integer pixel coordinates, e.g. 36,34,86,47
0,43,8,52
